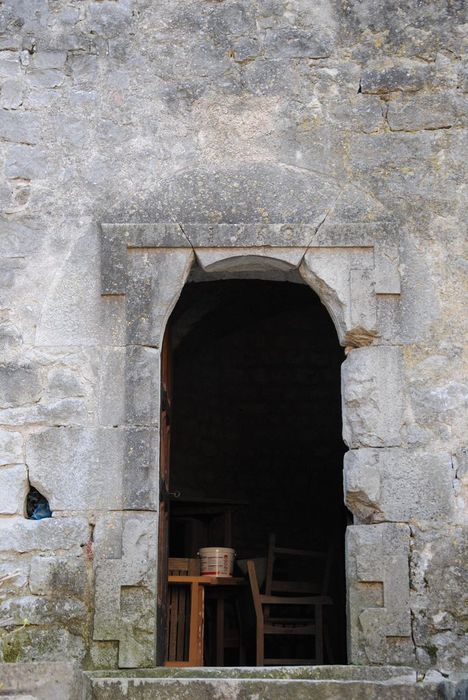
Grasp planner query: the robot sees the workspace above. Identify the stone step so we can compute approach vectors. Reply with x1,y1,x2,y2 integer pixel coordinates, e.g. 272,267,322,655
89,667,465,700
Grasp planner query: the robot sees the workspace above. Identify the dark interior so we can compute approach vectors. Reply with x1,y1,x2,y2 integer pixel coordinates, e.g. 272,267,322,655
168,278,348,664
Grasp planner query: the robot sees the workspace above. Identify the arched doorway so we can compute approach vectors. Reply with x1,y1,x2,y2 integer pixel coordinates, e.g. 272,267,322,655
159,276,347,666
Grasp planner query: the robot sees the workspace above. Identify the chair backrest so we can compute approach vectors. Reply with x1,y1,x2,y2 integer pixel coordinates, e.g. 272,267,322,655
246,560,264,624
265,533,333,597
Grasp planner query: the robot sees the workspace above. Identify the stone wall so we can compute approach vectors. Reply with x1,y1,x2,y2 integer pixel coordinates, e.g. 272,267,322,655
0,0,466,674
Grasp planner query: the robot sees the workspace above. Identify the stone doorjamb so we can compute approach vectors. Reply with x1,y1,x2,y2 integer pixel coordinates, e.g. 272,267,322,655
95,221,414,668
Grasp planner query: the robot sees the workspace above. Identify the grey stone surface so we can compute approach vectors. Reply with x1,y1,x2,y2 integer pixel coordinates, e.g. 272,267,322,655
123,427,158,510
346,523,414,665
0,111,40,143
0,79,23,109
0,364,41,408
183,223,316,248
196,247,306,273
387,93,468,132
5,145,48,180
125,346,160,426
102,224,191,250
29,555,87,598
26,427,124,511
361,63,433,94
100,225,128,295
93,512,157,668
0,661,91,699
344,449,454,523
0,517,89,554
410,525,467,672
342,347,404,448
90,676,454,700
0,430,23,465
126,248,194,347
0,464,28,515
97,347,125,426
300,248,376,343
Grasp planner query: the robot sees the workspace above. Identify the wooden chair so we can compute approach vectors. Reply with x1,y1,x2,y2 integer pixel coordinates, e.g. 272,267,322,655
247,534,333,665
166,557,202,665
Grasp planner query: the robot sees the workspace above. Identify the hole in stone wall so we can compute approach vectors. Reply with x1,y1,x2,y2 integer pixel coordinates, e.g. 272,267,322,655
26,486,52,520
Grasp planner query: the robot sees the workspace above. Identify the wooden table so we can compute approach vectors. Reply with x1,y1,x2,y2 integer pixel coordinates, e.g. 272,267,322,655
165,575,245,667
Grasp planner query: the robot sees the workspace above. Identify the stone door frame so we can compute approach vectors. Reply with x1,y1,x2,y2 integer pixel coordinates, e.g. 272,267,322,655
94,221,414,667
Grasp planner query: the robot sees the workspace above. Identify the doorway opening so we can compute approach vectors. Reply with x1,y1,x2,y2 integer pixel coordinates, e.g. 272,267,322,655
160,277,347,667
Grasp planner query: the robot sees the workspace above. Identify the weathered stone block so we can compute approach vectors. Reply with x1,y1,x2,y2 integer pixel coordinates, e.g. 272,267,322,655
0,559,29,591
196,248,306,273
0,111,40,143
346,523,414,665
46,367,84,400
100,295,126,347
29,555,87,597
0,464,28,515
151,164,340,225
100,225,128,295
28,68,64,89
0,661,91,699
361,63,432,94
376,295,401,343
126,249,194,347
1,595,87,629
36,230,102,347
33,51,67,70
123,427,159,510
26,427,124,511
387,93,468,131
102,223,191,249
301,248,376,343
374,237,401,294
93,512,157,668
344,448,454,523
5,144,48,179
26,426,158,511
0,517,89,554
342,347,404,448
183,223,315,248
0,79,23,109
0,364,42,408
0,429,23,465
98,348,125,426
264,26,333,59
125,346,160,426
410,525,467,671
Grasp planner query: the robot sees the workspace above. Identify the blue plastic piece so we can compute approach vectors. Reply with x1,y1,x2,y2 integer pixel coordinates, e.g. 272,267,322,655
31,500,52,520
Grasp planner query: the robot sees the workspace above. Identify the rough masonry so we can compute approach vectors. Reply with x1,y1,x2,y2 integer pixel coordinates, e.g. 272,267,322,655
0,0,466,679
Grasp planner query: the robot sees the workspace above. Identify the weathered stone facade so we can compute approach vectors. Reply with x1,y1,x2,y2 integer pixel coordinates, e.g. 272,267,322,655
0,0,466,680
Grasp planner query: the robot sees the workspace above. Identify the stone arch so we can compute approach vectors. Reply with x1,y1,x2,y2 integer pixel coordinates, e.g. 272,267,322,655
91,221,413,668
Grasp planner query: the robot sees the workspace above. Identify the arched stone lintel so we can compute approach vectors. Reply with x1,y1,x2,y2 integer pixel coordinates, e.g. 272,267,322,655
94,221,408,669
195,248,305,273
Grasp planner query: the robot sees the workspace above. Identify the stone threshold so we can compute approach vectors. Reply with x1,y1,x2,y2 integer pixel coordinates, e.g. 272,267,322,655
1,663,466,700
88,664,417,682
